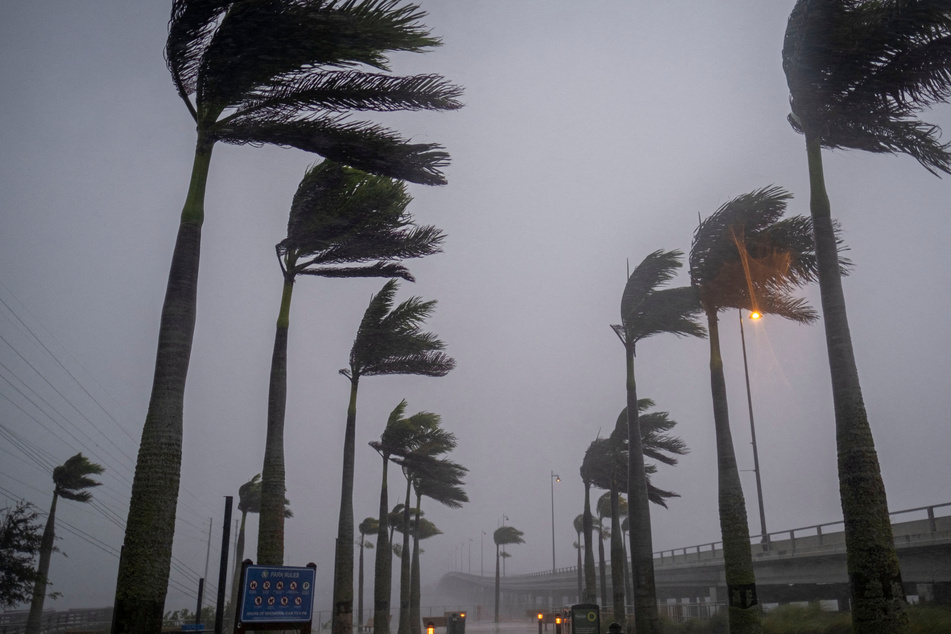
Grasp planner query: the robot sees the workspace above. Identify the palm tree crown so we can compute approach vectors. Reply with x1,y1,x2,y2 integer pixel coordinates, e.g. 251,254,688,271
783,0,951,174
52,454,104,502
167,0,464,184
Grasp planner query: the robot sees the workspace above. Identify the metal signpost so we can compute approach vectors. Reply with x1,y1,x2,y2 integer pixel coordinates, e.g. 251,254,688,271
233,561,317,633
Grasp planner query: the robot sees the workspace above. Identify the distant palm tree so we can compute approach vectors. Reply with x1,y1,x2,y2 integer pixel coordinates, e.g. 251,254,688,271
26,454,103,634
342,283,453,634
369,400,453,634
690,186,821,634
258,160,443,566
611,250,704,634
228,474,291,627
117,4,461,628
409,458,467,634
493,525,524,622
783,4,951,631
358,517,380,631
594,498,609,608
578,452,600,605
572,515,584,602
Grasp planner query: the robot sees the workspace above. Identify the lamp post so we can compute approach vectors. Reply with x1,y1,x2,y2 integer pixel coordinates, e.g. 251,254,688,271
550,471,560,574
739,308,769,547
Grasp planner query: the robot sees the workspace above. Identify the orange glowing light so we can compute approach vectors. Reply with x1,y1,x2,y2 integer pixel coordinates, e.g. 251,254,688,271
749,311,762,320
538,613,544,620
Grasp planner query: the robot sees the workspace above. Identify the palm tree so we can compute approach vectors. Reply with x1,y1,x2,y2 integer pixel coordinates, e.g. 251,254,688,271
572,515,584,602
369,401,454,634
594,499,609,608
610,250,705,634
599,490,627,620
783,5,951,631
358,517,379,632
228,474,291,628
258,160,443,566
578,450,600,605
393,427,458,634
409,458,467,634
689,186,822,634
493,525,524,622
26,454,103,634
118,4,462,629
408,516,443,634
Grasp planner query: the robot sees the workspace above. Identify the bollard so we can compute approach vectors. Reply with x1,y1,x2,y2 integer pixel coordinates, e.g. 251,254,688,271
538,612,544,634
555,614,563,634
607,622,622,634
427,622,435,634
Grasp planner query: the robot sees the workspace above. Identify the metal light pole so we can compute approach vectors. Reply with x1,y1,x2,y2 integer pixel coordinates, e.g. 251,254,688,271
550,471,560,574
739,308,769,546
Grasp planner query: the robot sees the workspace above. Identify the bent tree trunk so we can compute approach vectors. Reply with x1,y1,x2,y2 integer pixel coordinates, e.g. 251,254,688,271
625,343,659,634
25,492,58,634
114,139,212,633
374,456,392,634
706,311,760,634
259,275,295,565
335,380,361,634
805,136,907,634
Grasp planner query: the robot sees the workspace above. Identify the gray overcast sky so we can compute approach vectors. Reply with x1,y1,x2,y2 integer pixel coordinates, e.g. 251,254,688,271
2,0,950,615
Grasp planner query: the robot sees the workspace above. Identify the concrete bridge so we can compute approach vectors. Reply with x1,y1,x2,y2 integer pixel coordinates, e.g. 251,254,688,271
439,503,951,614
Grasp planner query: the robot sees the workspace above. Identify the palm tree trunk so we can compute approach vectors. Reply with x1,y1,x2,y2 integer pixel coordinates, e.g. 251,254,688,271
25,492,58,634
374,456,392,634
582,485,597,604
359,537,366,632
228,510,249,629
335,378,361,634
609,487,625,625
259,275,295,565
494,544,501,622
805,135,907,634
624,343,660,634
621,530,632,610
397,477,413,634
706,310,761,634
597,527,607,608
575,534,583,602
114,138,213,634
410,493,423,634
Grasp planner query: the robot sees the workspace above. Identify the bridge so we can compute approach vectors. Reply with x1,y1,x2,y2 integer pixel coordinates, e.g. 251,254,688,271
439,503,951,615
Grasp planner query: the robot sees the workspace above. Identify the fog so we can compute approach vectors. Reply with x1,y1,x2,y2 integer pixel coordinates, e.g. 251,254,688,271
1,0,950,617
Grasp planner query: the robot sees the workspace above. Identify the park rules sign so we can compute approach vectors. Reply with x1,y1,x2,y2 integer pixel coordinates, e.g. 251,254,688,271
239,565,316,623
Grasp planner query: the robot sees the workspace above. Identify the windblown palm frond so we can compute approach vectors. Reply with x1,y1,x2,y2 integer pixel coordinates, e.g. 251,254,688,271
783,0,951,174
689,186,822,324
493,525,524,547
53,454,104,503
166,0,463,184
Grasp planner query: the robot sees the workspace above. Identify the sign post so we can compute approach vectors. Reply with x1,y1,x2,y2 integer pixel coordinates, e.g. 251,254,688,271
233,560,317,633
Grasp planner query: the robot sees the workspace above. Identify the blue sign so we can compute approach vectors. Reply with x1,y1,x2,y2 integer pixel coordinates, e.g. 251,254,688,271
239,565,316,623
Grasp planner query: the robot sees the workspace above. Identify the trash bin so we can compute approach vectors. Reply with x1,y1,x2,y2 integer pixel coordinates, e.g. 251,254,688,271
447,612,466,634
570,604,599,634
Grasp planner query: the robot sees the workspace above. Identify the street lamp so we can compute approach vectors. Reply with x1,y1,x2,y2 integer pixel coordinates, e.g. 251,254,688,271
550,471,560,574
739,308,768,547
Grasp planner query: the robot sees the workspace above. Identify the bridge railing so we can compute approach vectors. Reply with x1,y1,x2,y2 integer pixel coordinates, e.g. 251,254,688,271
653,502,951,566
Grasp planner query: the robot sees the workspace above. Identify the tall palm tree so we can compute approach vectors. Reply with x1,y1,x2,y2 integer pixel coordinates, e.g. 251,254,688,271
118,4,462,630
594,499,609,608
611,250,705,634
690,186,823,634
493,525,524,622
783,5,951,631
409,458,468,634
26,454,103,634
258,160,443,566
358,517,380,632
369,401,453,634
227,474,291,627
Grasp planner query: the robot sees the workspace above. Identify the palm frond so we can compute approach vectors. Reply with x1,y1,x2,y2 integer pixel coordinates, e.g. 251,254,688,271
239,71,463,117
53,453,104,502
165,0,230,117
493,525,524,547
215,115,451,185
620,249,682,324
